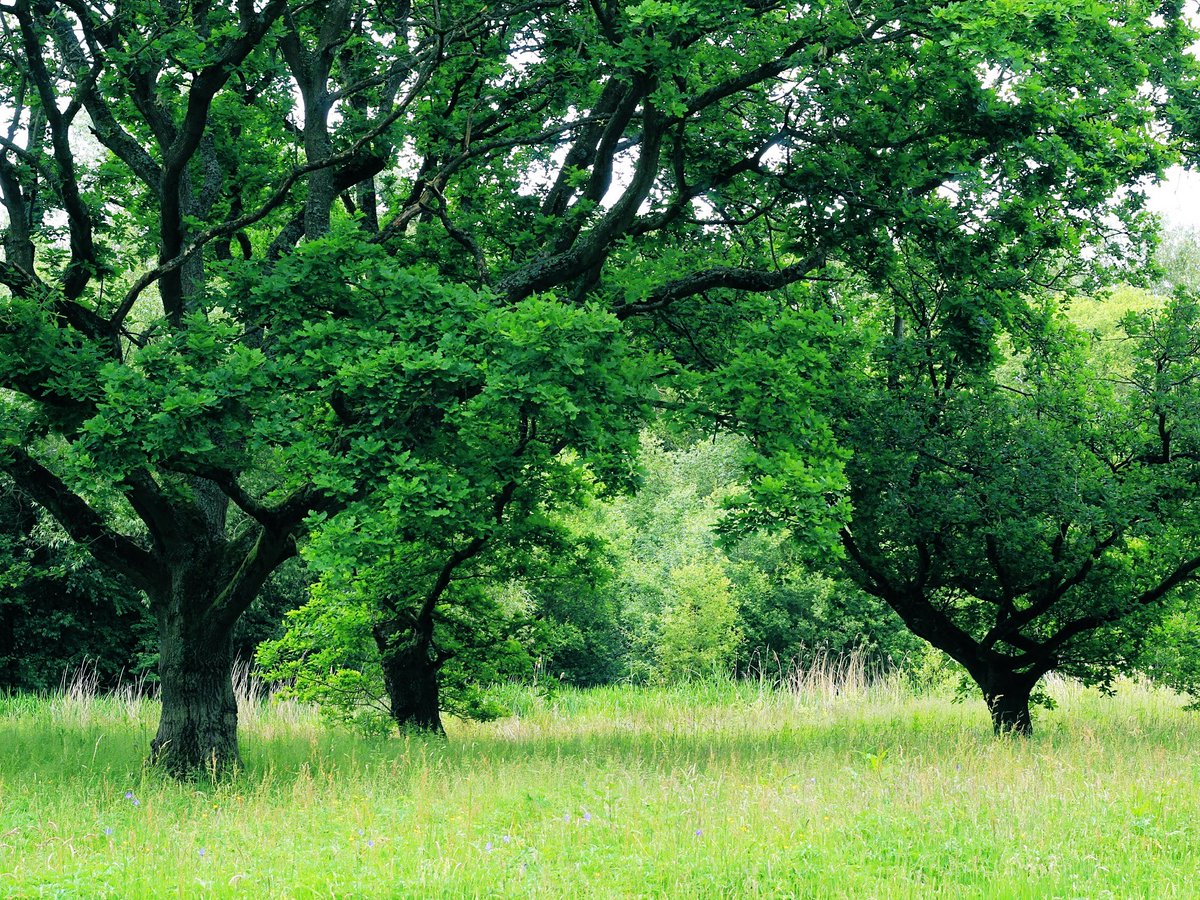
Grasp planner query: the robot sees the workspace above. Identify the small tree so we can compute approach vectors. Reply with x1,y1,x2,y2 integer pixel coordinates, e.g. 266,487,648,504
656,560,741,681
252,266,649,732
832,287,1200,735
1137,586,1200,706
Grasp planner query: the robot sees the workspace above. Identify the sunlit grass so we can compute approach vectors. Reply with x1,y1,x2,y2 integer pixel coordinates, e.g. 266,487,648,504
2,670,1199,897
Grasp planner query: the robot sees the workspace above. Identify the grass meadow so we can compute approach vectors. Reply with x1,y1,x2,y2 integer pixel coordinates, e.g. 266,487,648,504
2,664,1200,898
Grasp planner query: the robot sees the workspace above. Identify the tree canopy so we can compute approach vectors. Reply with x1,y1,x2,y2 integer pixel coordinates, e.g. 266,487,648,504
829,275,1200,733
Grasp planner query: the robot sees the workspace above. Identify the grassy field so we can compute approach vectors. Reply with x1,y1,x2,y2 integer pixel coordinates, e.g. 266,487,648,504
2,669,1200,898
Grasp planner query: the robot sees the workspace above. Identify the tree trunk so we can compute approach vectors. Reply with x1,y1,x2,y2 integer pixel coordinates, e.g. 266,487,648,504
375,619,444,734
150,587,239,775
981,676,1035,737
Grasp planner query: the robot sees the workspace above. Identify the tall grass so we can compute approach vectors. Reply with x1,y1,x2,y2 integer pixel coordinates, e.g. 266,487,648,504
2,658,1199,897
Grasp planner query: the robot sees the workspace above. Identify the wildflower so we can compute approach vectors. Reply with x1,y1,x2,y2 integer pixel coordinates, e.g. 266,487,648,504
583,811,592,823
198,848,206,857
103,827,113,836
485,841,494,852
367,840,375,848
124,791,133,800
502,835,512,844
695,829,703,837
564,813,570,823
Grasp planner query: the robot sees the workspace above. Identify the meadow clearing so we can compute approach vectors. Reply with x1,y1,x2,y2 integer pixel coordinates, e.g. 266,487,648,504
2,667,1199,898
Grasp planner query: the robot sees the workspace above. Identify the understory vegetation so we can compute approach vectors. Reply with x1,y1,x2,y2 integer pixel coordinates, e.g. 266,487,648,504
2,672,1198,897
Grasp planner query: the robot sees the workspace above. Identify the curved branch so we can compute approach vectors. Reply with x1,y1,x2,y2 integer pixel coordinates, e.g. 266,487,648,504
614,253,826,319
110,97,417,329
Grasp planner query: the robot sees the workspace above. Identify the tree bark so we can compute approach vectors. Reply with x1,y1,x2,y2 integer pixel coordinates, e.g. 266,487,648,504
149,576,239,774
980,674,1036,737
375,618,444,734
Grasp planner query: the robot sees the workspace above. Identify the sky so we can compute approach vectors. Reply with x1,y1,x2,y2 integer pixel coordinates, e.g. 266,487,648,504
1146,166,1200,229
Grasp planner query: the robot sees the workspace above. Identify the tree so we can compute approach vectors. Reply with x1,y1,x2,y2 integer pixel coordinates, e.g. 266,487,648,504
254,274,647,732
258,488,615,733
655,560,741,680
0,0,1189,769
831,277,1200,735
1136,586,1200,706
1156,226,1200,293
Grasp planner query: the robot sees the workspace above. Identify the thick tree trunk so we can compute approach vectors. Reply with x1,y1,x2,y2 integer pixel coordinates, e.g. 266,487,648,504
375,619,444,734
150,586,239,774
985,688,1033,736
979,674,1036,737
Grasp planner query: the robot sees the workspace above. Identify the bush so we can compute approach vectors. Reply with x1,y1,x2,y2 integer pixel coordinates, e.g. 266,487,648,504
656,561,742,681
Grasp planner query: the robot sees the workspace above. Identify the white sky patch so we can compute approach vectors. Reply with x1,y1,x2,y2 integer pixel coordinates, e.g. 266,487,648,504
1146,166,1200,229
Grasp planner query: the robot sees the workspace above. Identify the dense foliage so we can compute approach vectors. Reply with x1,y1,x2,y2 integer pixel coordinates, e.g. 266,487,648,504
823,273,1200,733
553,433,921,685
0,478,152,690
